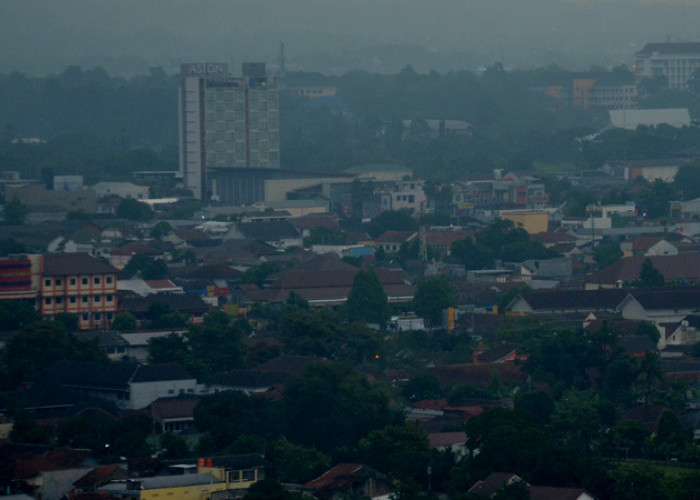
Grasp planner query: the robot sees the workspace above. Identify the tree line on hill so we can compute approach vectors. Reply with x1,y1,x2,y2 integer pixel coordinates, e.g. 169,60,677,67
3,64,700,186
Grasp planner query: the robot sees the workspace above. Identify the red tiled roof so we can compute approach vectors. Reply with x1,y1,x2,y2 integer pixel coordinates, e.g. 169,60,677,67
529,486,594,500
43,253,118,276
619,405,668,432
474,343,518,363
177,263,243,280
517,289,628,312
468,473,524,495
431,363,528,388
73,465,128,488
428,432,467,448
374,230,416,243
674,241,700,253
1,455,68,480
173,229,210,242
110,242,160,256
424,230,474,247
627,288,700,310
531,231,576,244
44,448,92,467
144,279,178,290
588,255,700,284
150,396,201,421
623,236,665,251
584,319,645,337
248,254,414,304
304,463,363,490
413,399,449,411
292,217,339,231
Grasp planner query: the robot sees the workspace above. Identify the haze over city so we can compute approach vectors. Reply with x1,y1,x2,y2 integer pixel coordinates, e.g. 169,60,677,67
6,1,700,499
4,0,700,75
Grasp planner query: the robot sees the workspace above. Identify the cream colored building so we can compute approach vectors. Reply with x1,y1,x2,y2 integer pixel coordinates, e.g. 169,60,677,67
500,210,549,234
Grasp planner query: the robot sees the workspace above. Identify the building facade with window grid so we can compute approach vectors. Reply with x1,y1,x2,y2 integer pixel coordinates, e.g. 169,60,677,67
41,253,118,330
179,62,279,200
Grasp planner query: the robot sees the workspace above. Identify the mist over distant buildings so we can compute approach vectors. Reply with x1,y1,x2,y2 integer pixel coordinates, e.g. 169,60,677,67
3,0,700,76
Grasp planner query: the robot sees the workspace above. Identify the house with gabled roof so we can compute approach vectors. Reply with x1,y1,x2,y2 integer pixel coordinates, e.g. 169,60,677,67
43,361,196,410
620,237,678,258
117,279,183,298
585,254,700,289
303,463,394,500
119,294,210,326
108,241,161,270
468,472,597,500
428,432,468,458
162,228,211,249
660,315,700,348
472,342,525,364
618,288,700,323
0,448,103,500
372,230,416,254
423,229,474,258
506,289,628,316
662,360,700,383
226,221,302,250
71,465,129,495
531,231,577,251
150,395,201,433
115,330,187,363
205,370,288,395
244,253,414,306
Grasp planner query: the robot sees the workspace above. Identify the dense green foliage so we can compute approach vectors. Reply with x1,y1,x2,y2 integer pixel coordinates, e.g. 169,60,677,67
194,390,277,450
281,361,402,452
594,241,623,269
413,277,455,326
346,268,390,326
2,320,107,386
148,316,247,379
117,198,154,221
635,258,665,288
451,219,558,270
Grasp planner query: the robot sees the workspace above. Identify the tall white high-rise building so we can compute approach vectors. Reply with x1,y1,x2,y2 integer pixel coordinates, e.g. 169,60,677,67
178,62,280,200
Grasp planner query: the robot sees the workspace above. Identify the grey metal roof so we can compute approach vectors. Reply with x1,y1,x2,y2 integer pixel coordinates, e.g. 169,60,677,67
101,473,220,491
609,108,691,130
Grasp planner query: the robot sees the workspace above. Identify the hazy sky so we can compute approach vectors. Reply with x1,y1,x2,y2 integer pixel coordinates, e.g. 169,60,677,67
3,0,700,75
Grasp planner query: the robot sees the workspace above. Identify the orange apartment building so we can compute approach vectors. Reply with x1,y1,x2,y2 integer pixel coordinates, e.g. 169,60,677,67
41,253,119,330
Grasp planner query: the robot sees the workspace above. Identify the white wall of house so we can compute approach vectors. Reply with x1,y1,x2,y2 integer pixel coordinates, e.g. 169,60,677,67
620,297,694,323
646,240,678,256
129,379,197,410
93,182,150,200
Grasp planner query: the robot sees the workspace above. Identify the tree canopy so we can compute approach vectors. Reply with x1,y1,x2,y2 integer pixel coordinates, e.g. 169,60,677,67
413,277,455,327
281,361,402,452
346,268,390,327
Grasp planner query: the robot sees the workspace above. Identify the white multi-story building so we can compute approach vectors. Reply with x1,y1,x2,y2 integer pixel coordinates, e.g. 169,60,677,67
179,62,280,200
380,179,428,215
92,181,149,200
634,42,700,90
